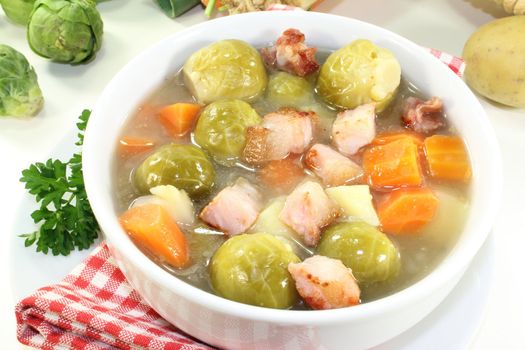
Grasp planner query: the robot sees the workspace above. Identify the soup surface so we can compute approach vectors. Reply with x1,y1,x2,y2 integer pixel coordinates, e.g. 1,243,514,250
114,31,471,310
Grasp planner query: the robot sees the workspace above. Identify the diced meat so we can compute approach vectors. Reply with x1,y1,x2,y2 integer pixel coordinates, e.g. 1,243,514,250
402,97,445,133
243,108,317,164
200,179,262,236
260,28,320,77
288,255,361,310
279,181,339,246
332,103,376,156
305,144,363,187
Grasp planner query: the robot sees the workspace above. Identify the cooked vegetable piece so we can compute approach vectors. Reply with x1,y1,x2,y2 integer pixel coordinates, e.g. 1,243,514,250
332,103,376,156
183,40,267,104
266,72,313,108
316,39,401,112
118,136,155,156
305,144,363,187
27,0,104,64
318,222,400,283
0,45,44,118
325,185,380,226
159,103,201,137
424,135,471,182
371,131,424,147
257,157,304,192
377,187,439,234
210,233,300,309
200,178,261,236
288,255,360,310
1,0,35,25
194,99,261,166
119,204,189,268
363,136,422,189
134,144,215,197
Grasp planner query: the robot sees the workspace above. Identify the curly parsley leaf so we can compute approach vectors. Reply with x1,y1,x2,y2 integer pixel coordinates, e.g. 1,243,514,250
19,109,100,256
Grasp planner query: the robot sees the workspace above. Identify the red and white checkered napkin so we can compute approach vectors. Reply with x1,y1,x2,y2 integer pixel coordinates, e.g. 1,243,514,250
15,242,213,350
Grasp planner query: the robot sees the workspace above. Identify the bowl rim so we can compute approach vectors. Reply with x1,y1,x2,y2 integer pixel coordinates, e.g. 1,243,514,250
84,11,502,325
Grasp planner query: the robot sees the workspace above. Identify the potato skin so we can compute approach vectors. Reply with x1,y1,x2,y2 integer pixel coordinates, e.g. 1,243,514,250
463,16,525,108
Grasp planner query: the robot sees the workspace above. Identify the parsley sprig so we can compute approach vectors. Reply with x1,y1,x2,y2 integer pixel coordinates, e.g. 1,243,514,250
20,110,100,255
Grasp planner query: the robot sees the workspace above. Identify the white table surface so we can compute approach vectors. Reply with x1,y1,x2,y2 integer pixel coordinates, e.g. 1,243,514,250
1,1,524,349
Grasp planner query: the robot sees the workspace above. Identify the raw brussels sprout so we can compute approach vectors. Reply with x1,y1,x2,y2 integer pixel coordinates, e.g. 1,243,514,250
0,0,35,25
267,72,313,108
316,39,401,112
194,99,261,166
210,233,300,309
0,45,43,118
27,0,103,64
183,40,267,104
318,222,400,283
134,144,215,197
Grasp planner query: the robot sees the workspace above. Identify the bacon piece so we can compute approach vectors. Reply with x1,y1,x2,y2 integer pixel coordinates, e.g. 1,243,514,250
288,255,361,310
260,28,320,77
332,103,376,156
243,108,316,164
279,181,339,247
200,179,261,236
305,144,363,187
402,97,446,133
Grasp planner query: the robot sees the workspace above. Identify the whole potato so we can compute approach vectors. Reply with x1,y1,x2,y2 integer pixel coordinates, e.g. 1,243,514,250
463,16,525,107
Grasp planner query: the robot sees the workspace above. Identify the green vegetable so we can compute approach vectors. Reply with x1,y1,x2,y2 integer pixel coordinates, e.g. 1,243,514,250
134,144,215,197
210,233,300,309
183,39,268,104
27,0,103,64
194,99,261,166
20,110,99,255
316,39,401,112
0,0,35,25
0,44,43,118
266,72,313,108
318,222,400,283
155,0,200,18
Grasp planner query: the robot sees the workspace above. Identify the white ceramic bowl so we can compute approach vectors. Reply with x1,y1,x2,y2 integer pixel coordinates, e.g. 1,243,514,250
84,11,501,350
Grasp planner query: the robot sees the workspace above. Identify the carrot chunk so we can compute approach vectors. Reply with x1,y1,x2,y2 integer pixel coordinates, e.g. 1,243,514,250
119,204,189,268
118,136,155,157
377,187,439,234
372,131,424,147
159,103,201,137
363,136,423,189
424,135,471,182
257,157,304,192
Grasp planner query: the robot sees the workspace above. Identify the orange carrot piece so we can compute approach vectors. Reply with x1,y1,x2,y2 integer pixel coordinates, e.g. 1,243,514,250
119,204,189,268
201,0,223,7
363,137,423,189
118,136,155,157
377,187,439,234
258,157,304,192
159,103,201,137
424,135,471,182
372,131,424,147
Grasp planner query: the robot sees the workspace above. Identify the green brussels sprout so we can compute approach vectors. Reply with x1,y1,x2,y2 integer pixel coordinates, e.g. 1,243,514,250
316,39,401,112
183,40,268,104
210,233,300,309
134,144,215,197
318,222,400,283
0,45,43,118
267,72,313,108
194,99,261,166
27,0,103,64
0,0,35,25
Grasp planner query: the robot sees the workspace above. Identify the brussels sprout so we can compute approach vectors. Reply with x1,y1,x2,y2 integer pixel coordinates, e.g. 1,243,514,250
210,233,300,309
183,40,267,104
0,0,35,25
134,144,215,197
0,45,43,118
267,72,313,108
194,99,261,166
27,0,103,64
316,39,401,112
318,222,400,283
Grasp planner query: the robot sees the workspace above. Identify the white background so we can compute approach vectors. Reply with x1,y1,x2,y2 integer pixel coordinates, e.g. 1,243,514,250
1,1,524,349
